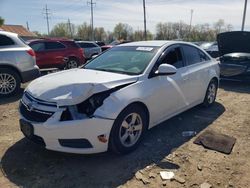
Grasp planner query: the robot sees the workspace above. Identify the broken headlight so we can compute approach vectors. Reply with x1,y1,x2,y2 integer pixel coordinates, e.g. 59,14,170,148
77,90,111,117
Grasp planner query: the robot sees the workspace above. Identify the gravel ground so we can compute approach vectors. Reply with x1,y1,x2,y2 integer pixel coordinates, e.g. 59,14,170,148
0,81,250,188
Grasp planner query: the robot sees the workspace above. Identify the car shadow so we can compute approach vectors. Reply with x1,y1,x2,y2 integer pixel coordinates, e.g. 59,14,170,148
1,102,225,188
219,80,250,94
0,88,24,105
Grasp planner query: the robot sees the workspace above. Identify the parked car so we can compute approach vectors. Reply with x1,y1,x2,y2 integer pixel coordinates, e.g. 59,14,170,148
200,42,219,58
101,40,131,52
76,41,102,59
94,41,106,47
19,41,219,154
217,31,250,81
28,39,86,69
0,31,40,97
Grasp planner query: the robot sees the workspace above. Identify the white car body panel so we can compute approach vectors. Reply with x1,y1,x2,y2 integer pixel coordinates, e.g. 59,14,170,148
19,40,220,154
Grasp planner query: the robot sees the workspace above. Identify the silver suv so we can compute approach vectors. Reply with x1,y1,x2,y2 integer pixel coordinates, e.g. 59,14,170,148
76,41,101,59
0,31,40,97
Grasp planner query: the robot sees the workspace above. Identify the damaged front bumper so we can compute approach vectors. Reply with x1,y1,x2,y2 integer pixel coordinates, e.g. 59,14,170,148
19,92,114,154
20,114,114,154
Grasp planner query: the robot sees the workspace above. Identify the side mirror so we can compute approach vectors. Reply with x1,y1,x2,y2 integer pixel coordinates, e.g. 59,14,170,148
155,64,177,76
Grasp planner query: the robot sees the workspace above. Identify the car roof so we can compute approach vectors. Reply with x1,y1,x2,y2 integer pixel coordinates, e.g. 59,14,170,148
0,30,18,38
76,41,97,44
119,40,194,47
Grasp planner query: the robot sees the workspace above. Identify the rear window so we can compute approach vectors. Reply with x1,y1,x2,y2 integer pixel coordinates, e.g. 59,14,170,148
45,42,65,50
0,35,15,46
78,42,97,48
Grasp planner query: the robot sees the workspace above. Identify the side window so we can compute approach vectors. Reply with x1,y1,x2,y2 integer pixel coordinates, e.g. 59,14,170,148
0,35,15,46
30,42,45,52
45,42,65,50
162,47,184,69
182,45,201,66
199,50,210,62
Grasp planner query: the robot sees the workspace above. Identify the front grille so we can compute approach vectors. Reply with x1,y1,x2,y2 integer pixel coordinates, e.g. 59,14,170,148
20,101,54,123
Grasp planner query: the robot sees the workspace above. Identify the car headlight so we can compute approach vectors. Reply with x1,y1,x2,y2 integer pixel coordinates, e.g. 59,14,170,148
77,91,111,117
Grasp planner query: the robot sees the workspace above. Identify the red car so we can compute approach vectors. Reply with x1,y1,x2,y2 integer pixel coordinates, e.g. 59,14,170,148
28,39,86,69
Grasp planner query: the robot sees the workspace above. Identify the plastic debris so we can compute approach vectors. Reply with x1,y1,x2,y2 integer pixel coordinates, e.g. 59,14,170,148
182,131,197,137
160,171,174,180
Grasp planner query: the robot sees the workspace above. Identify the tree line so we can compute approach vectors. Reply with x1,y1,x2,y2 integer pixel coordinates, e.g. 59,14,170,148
34,19,233,43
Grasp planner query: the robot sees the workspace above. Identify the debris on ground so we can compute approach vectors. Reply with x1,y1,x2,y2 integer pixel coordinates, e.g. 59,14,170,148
200,182,212,188
197,163,203,171
182,131,197,137
148,172,157,179
135,171,150,184
194,130,236,154
172,175,185,184
160,171,174,180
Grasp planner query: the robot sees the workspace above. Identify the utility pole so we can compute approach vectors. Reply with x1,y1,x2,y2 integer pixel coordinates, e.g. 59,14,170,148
241,0,248,31
189,9,194,32
68,18,73,38
26,21,30,31
87,0,96,40
143,0,147,40
43,4,51,35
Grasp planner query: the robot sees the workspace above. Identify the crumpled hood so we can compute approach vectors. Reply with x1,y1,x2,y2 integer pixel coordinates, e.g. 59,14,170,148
26,68,138,106
217,31,250,56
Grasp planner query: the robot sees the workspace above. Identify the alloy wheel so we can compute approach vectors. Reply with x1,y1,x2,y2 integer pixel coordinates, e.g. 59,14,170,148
119,112,143,147
0,73,17,95
207,83,216,104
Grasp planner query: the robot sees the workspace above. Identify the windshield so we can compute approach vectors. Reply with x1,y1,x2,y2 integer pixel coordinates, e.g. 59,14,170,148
84,46,159,75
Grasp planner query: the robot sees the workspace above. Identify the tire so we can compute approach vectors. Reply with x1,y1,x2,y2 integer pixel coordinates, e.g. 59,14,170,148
109,104,148,154
202,79,218,107
0,68,21,97
66,58,79,69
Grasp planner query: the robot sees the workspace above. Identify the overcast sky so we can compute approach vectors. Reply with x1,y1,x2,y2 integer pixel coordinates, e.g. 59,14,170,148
0,0,249,34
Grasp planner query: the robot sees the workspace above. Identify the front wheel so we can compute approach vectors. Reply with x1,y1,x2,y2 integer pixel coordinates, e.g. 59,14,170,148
202,79,218,107
109,105,148,154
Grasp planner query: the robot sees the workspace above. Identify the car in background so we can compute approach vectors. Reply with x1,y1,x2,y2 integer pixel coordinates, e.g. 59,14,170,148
200,42,219,58
19,41,219,154
76,41,102,59
101,40,131,52
217,31,250,81
0,31,40,97
94,41,106,47
28,39,86,69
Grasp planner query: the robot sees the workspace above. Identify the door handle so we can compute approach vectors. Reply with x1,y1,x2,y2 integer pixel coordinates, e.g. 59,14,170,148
183,76,189,81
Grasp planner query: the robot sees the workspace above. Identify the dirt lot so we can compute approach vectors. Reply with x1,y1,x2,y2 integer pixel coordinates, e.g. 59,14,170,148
0,81,250,188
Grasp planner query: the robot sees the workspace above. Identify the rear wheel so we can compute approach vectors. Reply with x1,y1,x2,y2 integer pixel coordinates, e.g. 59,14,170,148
0,68,21,97
203,79,218,107
66,58,79,69
109,104,148,154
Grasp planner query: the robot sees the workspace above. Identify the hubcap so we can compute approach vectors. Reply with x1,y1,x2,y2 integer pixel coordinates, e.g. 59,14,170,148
67,60,78,69
119,113,143,147
0,73,16,95
207,83,216,104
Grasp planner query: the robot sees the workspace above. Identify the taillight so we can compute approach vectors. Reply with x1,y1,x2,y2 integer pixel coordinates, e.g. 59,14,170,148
27,49,36,57
80,48,84,55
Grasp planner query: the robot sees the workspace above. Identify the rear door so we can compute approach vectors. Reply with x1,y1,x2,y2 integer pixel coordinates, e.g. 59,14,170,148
44,41,66,68
181,44,211,104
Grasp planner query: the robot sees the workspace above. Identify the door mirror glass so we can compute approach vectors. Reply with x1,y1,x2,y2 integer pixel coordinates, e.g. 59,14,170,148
156,64,177,76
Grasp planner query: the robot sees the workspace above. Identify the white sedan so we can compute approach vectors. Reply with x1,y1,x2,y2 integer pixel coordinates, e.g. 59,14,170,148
19,41,220,154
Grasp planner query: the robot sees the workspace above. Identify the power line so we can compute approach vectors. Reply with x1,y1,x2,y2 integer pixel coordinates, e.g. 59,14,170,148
143,0,147,40
242,0,248,31
87,0,96,40
43,4,51,35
